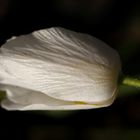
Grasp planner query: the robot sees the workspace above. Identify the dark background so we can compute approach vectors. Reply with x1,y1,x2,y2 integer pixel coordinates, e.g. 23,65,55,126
0,0,140,140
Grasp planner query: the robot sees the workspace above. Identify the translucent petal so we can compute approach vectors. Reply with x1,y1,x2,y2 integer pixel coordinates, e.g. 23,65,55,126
0,27,121,110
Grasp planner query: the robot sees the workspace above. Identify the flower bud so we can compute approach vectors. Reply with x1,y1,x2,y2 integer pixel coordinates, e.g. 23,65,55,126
0,27,121,110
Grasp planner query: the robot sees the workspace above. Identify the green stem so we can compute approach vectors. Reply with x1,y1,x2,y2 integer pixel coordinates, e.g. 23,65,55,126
122,76,140,88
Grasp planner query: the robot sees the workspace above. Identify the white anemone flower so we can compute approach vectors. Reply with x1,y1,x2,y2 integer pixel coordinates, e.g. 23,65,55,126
0,27,121,110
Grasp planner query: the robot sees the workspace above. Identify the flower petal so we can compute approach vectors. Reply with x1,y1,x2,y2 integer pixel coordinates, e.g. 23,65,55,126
0,27,121,109
1,85,105,110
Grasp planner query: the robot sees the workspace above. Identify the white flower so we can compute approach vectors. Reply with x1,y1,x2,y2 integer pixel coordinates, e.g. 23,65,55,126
0,27,121,110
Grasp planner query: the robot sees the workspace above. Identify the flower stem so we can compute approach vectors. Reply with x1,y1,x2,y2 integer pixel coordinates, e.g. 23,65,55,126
122,76,140,88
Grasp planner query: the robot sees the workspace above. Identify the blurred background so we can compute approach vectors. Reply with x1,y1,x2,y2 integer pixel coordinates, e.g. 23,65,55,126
0,0,140,140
